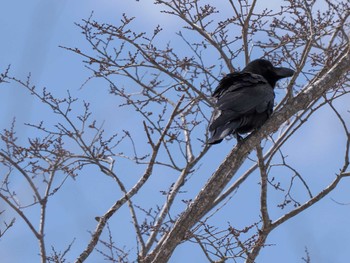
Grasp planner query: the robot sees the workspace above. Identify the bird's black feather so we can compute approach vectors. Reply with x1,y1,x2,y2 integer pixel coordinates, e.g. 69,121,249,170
208,59,294,145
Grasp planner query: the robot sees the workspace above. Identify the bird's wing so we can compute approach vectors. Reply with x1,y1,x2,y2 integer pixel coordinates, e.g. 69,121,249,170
212,72,263,98
216,83,274,112
209,75,274,131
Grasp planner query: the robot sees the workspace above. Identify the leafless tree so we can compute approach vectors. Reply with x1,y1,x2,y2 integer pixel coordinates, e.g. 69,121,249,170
1,0,349,262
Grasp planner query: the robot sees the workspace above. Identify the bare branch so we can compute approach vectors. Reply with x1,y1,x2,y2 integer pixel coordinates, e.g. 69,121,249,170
144,46,350,263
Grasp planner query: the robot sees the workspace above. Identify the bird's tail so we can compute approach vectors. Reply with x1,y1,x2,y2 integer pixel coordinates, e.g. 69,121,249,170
207,136,223,145
207,121,240,145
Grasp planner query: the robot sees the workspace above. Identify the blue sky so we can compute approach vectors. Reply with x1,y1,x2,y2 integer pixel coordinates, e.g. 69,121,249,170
1,1,350,263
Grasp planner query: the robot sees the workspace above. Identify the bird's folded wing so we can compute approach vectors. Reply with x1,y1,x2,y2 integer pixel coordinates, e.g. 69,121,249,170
212,72,265,97
209,83,274,131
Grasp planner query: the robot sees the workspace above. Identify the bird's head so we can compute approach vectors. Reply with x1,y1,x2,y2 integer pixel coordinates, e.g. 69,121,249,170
242,59,294,87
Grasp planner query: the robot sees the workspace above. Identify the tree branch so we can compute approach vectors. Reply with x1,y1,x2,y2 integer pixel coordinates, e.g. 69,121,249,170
144,44,350,263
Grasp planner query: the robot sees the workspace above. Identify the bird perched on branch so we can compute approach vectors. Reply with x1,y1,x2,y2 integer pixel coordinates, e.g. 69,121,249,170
208,59,294,145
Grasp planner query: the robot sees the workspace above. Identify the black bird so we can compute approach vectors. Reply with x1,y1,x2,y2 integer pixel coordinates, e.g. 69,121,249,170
208,59,294,144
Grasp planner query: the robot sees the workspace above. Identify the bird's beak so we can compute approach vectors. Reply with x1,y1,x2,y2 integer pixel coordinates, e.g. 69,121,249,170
274,67,295,78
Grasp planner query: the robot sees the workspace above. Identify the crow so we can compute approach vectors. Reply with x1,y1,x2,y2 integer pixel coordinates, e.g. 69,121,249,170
208,59,294,145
